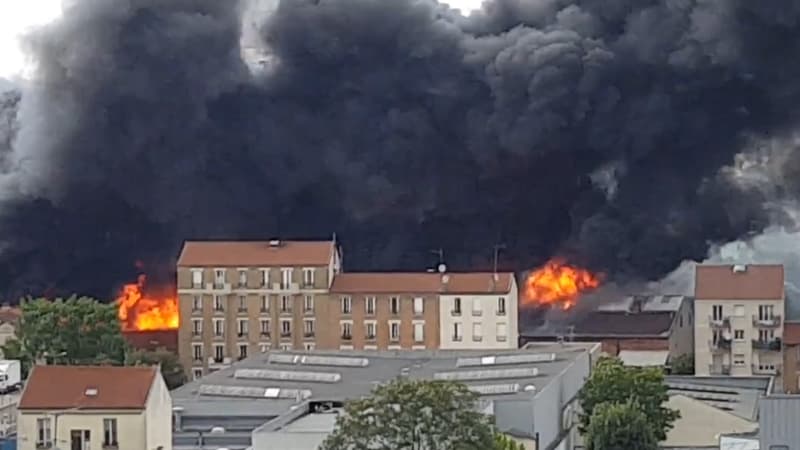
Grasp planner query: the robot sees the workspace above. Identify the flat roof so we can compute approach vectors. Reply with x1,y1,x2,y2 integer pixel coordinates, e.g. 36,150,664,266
172,343,598,420
663,376,772,421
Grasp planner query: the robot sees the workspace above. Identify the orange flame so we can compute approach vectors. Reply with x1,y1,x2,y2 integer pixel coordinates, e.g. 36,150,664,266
524,259,601,310
116,274,179,331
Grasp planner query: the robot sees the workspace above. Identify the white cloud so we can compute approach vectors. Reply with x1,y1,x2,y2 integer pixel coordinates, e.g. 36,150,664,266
0,0,63,78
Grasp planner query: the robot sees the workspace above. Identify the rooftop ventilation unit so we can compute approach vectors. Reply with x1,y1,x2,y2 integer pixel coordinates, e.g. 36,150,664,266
234,369,341,383
267,353,369,367
269,240,281,247
456,353,556,368
198,384,312,400
733,264,747,273
468,383,521,396
434,367,539,382
84,388,98,397
268,353,303,365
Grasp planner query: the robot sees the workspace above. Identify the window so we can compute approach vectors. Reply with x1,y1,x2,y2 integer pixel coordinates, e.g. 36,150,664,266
261,268,270,287
213,344,224,362
390,297,400,315
341,322,352,340
341,296,352,314
453,297,462,315
214,269,226,287
260,319,270,336
712,305,723,320
281,295,292,313
305,343,315,350
260,295,269,312
365,296,376,315
238,344,248,360
390,322,400,341
281,268,293,289
498,297,506,315
238,295,247,312
192,295,202,311
260,343,270,353
413,297,424,315
759,304,775,320
303,268,315,287
734,305,744,317
497,323,507,342
473,323,483,341
413,323,424,342
191,319,202,336
280,319,291,336
280,344,292,351
213,319,224,336
734,329,744,340
304,319,315,337
192,343,203,361
192,368,203,380
733,354,745,366
238,269,247,287
103,418,118,447
712,330,721,344
365,322,376,340
471,298,482,316
191,269,203,288
759,329,775,341
453,323,462,341
237,319,249,336
36,417,52,445
213,295,224,311
304,295,314,312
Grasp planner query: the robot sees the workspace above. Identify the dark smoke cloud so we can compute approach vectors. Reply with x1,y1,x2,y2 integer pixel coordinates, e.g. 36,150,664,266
0,0,798,300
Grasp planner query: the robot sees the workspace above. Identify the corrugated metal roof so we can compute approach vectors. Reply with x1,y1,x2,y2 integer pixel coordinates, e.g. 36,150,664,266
759,395,800,449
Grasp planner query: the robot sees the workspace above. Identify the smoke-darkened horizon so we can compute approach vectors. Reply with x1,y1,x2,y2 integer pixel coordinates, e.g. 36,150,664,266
0,0,799,300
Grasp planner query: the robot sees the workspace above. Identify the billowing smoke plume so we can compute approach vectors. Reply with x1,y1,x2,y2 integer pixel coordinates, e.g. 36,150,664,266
0,0,799,299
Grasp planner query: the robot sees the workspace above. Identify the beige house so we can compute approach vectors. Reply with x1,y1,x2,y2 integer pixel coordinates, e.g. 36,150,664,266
17,365,172,450
693,264,785,376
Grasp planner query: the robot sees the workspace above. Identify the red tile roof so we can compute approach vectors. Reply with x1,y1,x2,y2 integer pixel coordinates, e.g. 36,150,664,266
330,272,514,294
694,264,784,300
19,365,157,410
784,322,800,345
177,240,335,267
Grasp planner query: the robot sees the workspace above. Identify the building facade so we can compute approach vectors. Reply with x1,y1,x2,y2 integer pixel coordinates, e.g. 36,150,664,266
693,264,785,377
782,321,800,393
17,365,172,450
176,239,341,378
0,306,19,358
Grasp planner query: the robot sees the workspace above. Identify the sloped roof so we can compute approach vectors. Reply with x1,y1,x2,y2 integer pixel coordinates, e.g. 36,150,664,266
329,272,514,295
177,240,335,267
695,264,784,300
19,365,157,410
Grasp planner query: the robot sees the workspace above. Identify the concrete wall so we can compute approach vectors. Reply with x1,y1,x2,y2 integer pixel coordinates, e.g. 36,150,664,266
145,372,173,450
18,410,145,450
439,284,518,350
784,344,800,394
668,297,694,359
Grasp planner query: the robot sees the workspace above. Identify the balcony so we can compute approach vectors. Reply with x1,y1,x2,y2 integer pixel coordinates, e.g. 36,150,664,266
207,282,232,293
341,333,352,341
208,356,232,368
304,331,315,339
272,282,300,294
709,316,730,329
280,331,292,339
709,339,731,352
708,363,731,375
752,338,782,351
752,315,782,328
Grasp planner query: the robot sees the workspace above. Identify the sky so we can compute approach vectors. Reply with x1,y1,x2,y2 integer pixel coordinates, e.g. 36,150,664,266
0,0,484,78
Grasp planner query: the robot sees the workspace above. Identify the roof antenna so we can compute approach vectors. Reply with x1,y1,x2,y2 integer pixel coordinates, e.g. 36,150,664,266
430,248,444,266
492,244,506,278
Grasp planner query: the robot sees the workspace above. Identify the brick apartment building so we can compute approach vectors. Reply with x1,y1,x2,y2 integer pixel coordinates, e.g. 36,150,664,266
176,239,518,378
694,264,785,377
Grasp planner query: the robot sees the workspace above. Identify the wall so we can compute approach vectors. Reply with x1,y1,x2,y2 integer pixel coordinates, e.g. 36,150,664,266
145,372,173,450
439,288,517,350
759,395,800,450
600,338,668,355
784,344,800,394
17,410,145,450
668,298,694,359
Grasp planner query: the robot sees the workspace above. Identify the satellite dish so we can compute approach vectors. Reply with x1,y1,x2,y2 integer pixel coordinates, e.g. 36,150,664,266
438,264,447,273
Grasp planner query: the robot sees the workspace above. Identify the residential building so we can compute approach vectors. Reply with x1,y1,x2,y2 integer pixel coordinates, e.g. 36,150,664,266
176,239,341,377
782,321,800,393
693,264,785,377
17,365,172,450
171,343,601,450
328,272,517,351
520,295,694,368
0,306,19,358
0,393,19,439
759,394,800,449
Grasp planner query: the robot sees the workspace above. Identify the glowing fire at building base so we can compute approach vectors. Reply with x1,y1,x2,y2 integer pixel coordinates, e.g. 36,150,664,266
117,274,179,331
524,258,602,310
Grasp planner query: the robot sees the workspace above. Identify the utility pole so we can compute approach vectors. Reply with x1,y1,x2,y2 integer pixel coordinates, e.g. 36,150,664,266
492,244,506,274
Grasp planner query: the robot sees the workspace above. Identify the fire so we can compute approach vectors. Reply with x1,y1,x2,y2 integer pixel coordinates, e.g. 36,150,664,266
116,274,179,331
524,259,601,310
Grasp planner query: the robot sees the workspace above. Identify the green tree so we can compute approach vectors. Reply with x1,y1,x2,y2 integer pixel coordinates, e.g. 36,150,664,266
126,348,186,390
670,354,694,375
494,432,525,450
585,400,658,450
320,379,495,450
1,296,127,372
578,356,679,442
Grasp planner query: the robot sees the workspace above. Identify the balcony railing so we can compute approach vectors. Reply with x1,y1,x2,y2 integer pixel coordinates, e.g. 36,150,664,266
709,316,730,328
753,315,782,328
708,363,731,375
752,338,782,351
709,339,732,352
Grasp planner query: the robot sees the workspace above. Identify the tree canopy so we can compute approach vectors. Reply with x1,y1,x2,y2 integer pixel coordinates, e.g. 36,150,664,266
578,356,679,442
126,347,186,390
494,433,526,450
1,296,128,373
584,400,658,450
320,379,496,450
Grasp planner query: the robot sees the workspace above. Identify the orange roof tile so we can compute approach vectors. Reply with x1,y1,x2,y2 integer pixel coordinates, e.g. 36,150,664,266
177,240,335,267
784,322,800,345
19,365,157,410
694,264,784,300
330,272,514,295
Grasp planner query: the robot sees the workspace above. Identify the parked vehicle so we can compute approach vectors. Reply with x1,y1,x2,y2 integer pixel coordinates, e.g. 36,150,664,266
0,361,21,394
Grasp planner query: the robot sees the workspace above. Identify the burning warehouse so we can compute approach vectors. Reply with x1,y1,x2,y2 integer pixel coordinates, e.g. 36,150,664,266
116,274,179,352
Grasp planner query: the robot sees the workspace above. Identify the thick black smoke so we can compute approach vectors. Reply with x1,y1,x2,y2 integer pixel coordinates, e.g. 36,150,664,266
0,0,799,300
